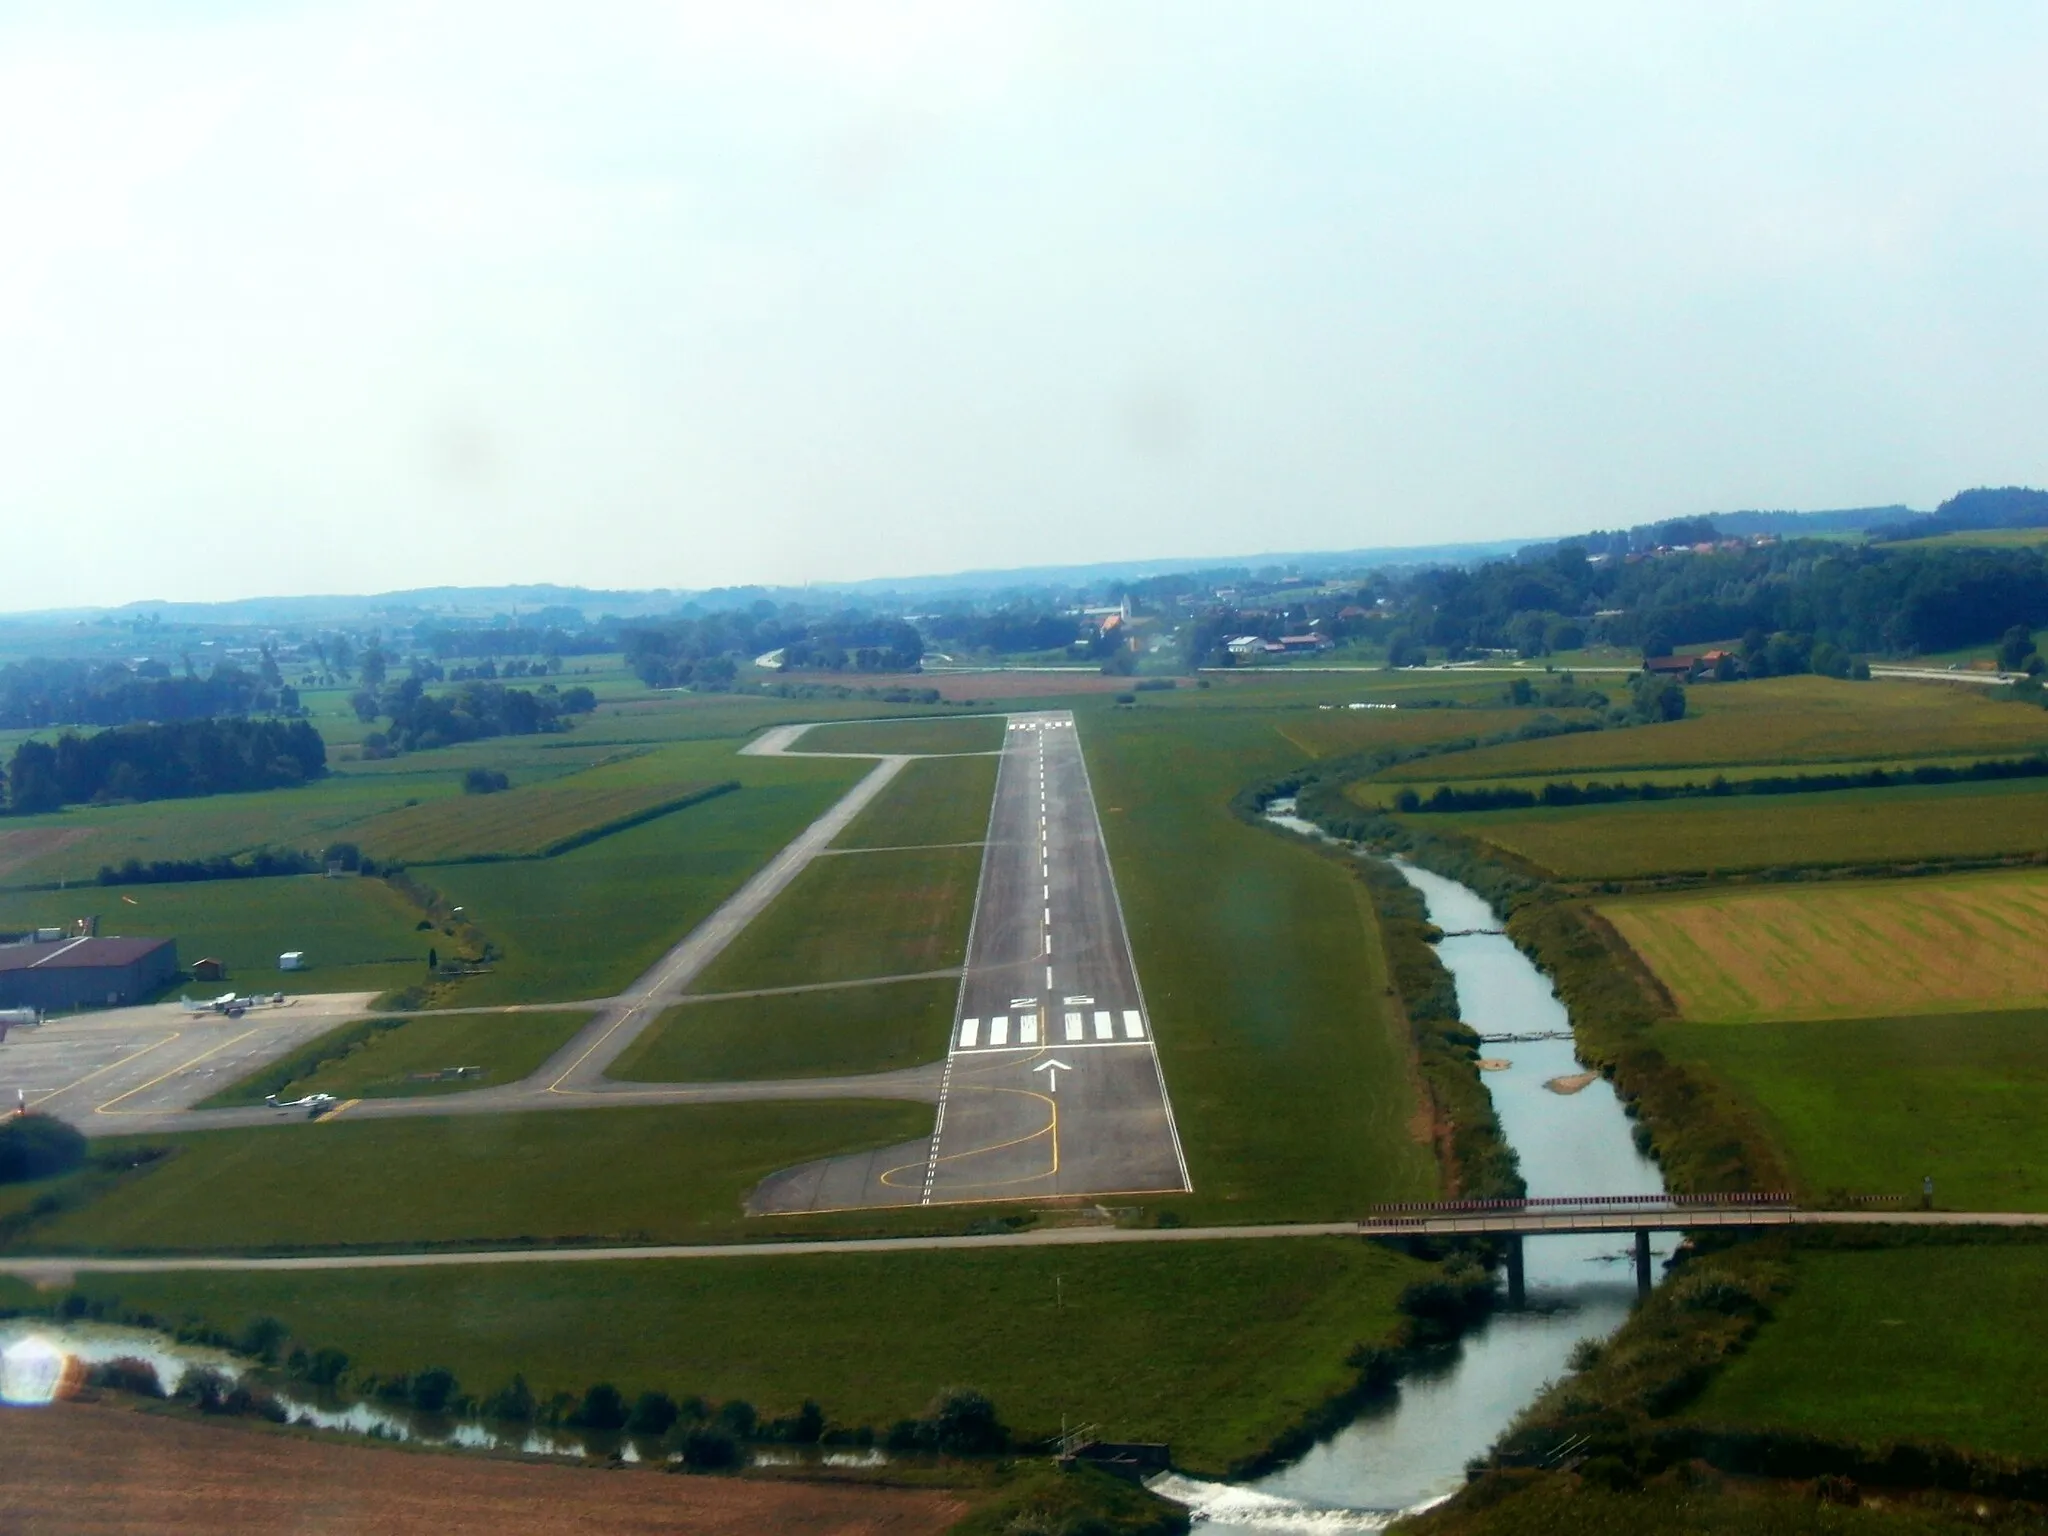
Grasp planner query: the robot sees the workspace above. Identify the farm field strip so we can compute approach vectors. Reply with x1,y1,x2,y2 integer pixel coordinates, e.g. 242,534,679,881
1602,871,2048,1021
1434,777,2048,878
1375,677,2048,782
353,777,729,863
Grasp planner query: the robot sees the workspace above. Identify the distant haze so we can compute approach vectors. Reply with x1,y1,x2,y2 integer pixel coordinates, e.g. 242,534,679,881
4,2,2046,608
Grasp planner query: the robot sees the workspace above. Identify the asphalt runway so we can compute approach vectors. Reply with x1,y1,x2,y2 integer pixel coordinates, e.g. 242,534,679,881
752,709,1190,1213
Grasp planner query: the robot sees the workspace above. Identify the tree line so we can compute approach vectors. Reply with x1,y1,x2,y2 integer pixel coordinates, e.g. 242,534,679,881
624,608,923,688
5,718,327,813
0,656,300,729
1394,751,2048,814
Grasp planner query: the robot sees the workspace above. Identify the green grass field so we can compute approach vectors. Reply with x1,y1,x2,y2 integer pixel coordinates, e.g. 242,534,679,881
63,1236,1422,1474
1660,1008,2048,1208
1081,704,1438,1220
1431,777,2048,879
796,715,1008,755
832,753,999,849
420,744,865,1005
1688,1244,2048,1461
610,977,955,1081
207,1011,593,1103
0,876,430,998
689,844,983,993
1376,676,2048,783
24,1101,933,1253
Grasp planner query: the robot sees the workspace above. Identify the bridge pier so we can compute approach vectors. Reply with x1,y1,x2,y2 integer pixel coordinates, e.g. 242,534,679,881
1634,1229,1652,1298
1504,1233,1525,1308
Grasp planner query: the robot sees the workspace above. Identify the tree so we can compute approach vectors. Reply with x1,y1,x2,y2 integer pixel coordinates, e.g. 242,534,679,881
409,1367,459,1414
359,644,389,691
626,1390,678,1436
0,1115,87,1183
570,1382,629,1430
925,1387,1007,1455
1998,624,2039,672
462,767,510,795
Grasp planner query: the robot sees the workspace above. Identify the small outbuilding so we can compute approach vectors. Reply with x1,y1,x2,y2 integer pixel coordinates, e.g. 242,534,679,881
278,951,307,972
190,957,227,982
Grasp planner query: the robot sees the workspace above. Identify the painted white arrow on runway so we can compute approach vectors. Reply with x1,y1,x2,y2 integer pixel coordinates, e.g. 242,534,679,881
1031,1059,1073,1093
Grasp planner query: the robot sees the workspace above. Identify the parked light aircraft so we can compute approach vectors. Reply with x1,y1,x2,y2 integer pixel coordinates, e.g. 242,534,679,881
265,1092,338,1115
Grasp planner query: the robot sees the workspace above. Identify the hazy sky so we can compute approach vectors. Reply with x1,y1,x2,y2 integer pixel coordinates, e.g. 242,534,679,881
5,2,2047,608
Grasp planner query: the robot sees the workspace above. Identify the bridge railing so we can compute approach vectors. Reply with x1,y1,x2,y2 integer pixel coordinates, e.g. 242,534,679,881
1368,1192,1794,1214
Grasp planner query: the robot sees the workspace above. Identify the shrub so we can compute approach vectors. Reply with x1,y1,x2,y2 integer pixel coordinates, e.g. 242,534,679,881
673,1424,740,1471
462,766,511,795
714,1398,757,1438
926,1387,1008,1455
0,1115,87,1184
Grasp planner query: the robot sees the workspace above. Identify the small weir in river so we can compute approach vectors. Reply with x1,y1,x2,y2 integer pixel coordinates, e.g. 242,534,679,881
1162,806,1677,1531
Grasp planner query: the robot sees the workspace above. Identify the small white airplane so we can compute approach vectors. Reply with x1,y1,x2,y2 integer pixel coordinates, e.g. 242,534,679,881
180,993,241,1015
265,1092,339,1114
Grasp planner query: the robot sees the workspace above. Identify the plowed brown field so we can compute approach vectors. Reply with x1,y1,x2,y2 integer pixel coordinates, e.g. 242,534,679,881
0,1398,967,1535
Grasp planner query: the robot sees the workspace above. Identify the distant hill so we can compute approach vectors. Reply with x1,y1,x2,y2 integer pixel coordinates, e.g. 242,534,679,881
1870,486,2048,542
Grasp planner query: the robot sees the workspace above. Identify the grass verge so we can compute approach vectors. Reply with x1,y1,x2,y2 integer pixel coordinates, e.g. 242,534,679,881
832,753,999,849
1080,707,1437,1219
689,844,982,993
610,978,955,1082
203,1011,594,1106
797,716,1008,755
19,1102,933,1253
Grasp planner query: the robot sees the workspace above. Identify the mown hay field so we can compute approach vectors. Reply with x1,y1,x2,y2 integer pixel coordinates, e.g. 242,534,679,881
1375,676,2048,782
832,753,998,849
1602,872,2048,1022
1660,1008,2048,1209
1434,778,2048,878
797,714,1007,756
353,777,727,863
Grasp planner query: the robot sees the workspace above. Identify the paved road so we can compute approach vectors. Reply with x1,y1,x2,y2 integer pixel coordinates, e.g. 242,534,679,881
5,1209,2040,1284
753,710,1189,1213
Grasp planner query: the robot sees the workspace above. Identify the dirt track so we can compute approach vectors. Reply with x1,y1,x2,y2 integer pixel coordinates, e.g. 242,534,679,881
0,1398,968,1535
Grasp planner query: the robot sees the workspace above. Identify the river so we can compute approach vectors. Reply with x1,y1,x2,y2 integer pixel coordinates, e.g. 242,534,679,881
1154,812,1675,1531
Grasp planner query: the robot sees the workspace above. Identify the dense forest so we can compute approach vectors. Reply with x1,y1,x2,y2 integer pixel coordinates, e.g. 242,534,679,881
0,657,299,729
5,719,327,813
623,609,923,688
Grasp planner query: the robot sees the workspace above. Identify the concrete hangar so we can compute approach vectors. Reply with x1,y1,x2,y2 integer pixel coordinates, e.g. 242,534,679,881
0,935,179,1012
